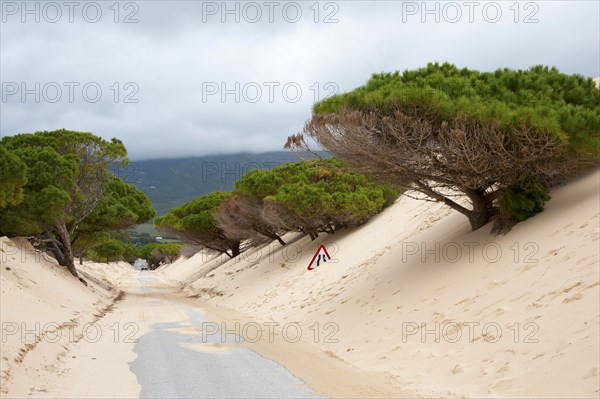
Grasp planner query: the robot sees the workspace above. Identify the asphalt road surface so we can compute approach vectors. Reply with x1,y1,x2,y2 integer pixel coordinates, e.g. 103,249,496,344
42,272,323,399
131,274,322,398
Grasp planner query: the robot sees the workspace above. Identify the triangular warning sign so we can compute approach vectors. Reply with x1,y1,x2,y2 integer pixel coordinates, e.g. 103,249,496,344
307,244,332,271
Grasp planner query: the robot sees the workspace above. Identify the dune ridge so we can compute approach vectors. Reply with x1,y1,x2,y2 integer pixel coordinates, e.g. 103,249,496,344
1,169,598,398
157,169,600,397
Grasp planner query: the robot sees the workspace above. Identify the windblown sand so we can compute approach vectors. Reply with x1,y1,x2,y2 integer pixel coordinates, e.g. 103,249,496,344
1,169,598,398
0,239,135,396
158,169,600,398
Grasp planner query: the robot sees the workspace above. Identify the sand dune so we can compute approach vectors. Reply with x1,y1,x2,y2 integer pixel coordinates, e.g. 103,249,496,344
158,168,600,397
0,238,135,396
1,169,598,397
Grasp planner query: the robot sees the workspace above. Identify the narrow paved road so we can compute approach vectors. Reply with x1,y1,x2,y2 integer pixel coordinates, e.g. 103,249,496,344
43,272,323,398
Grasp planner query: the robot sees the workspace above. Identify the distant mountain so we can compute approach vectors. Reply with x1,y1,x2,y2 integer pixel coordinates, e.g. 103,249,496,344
116,151,324,216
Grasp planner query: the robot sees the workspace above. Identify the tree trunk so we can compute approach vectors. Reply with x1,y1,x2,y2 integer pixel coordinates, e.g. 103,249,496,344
55,224,77,276
230,241,241,258
415,182,496,232
467,209,490,231
465,189,494,231
274,235,287,246
54,223,87,285
46,233,68,266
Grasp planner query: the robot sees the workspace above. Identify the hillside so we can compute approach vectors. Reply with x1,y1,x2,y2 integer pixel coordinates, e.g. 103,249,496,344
156,169,600,398
123,152,324,217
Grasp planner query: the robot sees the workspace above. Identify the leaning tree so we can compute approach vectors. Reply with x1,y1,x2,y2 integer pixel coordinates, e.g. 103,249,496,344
234,158,399,239
72,174,156,263
215,194,289,246
154,192,245,258
287,63,600,231
0,130,154,281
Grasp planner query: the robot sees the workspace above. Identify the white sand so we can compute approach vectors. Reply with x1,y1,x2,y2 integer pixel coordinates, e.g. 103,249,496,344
158,168,600,397
0,238,135,396
1,169,598,397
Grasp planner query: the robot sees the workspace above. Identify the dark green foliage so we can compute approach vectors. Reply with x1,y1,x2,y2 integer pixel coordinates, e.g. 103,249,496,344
79,174,155,233
150,244,181,263
314,63,599,158
0,145,27,208
301,64,599,232
160,158,398,258
0,130,127,236
492,179,552,234
0,145,77,236
122,242,140,263
236,158,400,237
129,152,325,216
499,179,551,222
215,194,289,246
154,192,242,258
0,129,153,279
88,239,126,263
72,231,111,264
138,243,181,268
138,243,160,260
156,192,231,234
88,239,133,263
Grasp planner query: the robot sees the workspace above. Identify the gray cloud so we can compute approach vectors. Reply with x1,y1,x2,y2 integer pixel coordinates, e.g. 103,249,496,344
1,0,598,160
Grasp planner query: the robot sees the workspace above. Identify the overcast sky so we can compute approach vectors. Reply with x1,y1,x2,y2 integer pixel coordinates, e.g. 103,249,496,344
1,0,598,160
